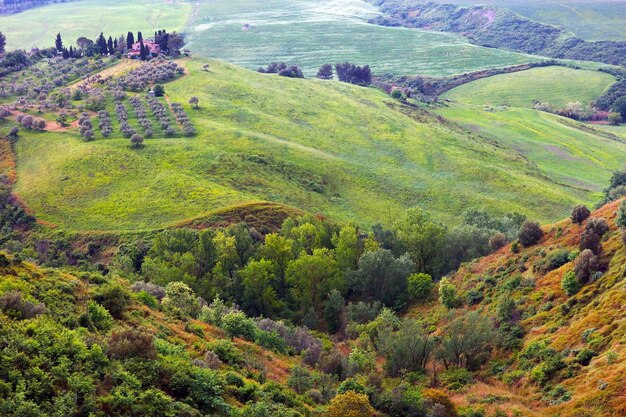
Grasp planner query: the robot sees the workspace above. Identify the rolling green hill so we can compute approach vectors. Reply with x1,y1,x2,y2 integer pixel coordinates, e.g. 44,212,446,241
11,59,625,232
442,66,615,108
0,0,192,51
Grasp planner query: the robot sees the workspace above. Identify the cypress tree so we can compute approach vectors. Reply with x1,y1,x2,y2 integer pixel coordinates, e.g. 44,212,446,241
137,31,143,42
139,40,147,61
113,38,118,50
55,33,63,52
107,36,114,55
126,31,134,49
62,47,69,59
97,32,107,55
69,46,74,58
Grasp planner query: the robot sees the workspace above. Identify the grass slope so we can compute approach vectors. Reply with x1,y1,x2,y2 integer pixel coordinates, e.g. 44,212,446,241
443,200,626,417
183,0,541,77
429,0,626,41
442,66,615,108
13,58,626,232
435,104,626,193
0,0,192,51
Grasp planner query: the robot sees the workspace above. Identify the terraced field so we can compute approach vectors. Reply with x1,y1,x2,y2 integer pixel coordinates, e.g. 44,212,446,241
12,59,626,232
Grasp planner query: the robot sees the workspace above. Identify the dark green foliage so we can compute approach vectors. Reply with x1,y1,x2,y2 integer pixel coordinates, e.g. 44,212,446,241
561,271,580,296
575,349,597,366
571,205,590,224
323,289,344,333
93,280,131,319
352,249,413,308
441,367,473,390
287,365,313,394
407,273,433,301
316,64,333,80
337,378,366,394
381,320,434,376
169,367,227,413
535,249,570,274
153,84,165,97
334,62,372,85
598,170,626,206
437,311,497,371
222,311,256,340
573,249,599,283
518,221,544,247
208,339,243,365
612,96,626,118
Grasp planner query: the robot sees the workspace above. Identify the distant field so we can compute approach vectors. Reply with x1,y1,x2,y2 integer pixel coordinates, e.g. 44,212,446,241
429,0,626,41
443,66,615,108
0,0,191,51
13,59,626,231
435,103,626,192
183,0,541,77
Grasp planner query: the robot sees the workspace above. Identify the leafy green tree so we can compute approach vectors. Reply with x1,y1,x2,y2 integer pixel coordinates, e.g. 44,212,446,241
437,311,497,370
286,248,342,317
323,289,345,334
612,96,626,119
407,273,434,301
258,233,294,297
0,32,6,55
381,320,434,376
287,365,313,394
162,282,200,317
332,223,360,271
153,84,165,97
394,207,447,276
240,259,281,317
189,96,199,108
353,249,413,308
317,64,333,80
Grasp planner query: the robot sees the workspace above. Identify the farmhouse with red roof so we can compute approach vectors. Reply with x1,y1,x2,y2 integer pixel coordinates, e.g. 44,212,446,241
127,40,160,59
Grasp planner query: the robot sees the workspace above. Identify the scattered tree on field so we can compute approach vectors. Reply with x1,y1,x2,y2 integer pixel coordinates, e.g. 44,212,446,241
130,133,144,148
571,205,590,224
317,64,333,80
189,96,199,108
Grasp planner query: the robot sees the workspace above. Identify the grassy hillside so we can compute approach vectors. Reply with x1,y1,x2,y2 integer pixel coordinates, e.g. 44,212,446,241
0,0,192,51
183,0,542,77
439,199,626,417
434,104,626,192
442,67,615,108
13,58,623,232
428,0,626,41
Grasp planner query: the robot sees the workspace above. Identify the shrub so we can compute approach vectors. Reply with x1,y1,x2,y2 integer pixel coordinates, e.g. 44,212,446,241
438,278,459,309
540,249,571,273
573,249,599,283
0,290,46,319
579,229,601,254
84,301,114,331
571,205,590,224
510,240,520,253
408,273,434,301
287,365,313,394
222,311,256,340
518,221,543,247
93,281,131,319
208,339,243,365
585,218,609,237
489,232,507,251
576,349,597,366
561,271,580,296
169,367,226,413
107,327,157,359
421,389,457,417
441,367,473,390
130,133,144,148
337,378,366,394
326,391,376,417
254,329,287,353
616,202,626,229
130,281,166,300
162,282,200,317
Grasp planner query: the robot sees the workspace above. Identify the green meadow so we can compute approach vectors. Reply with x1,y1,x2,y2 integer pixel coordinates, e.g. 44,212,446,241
442,66,615,108
12,59,623,232
182,0,541,77
0,0,192,51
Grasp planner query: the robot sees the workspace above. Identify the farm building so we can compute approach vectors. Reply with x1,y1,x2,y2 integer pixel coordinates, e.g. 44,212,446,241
127,40,160,59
